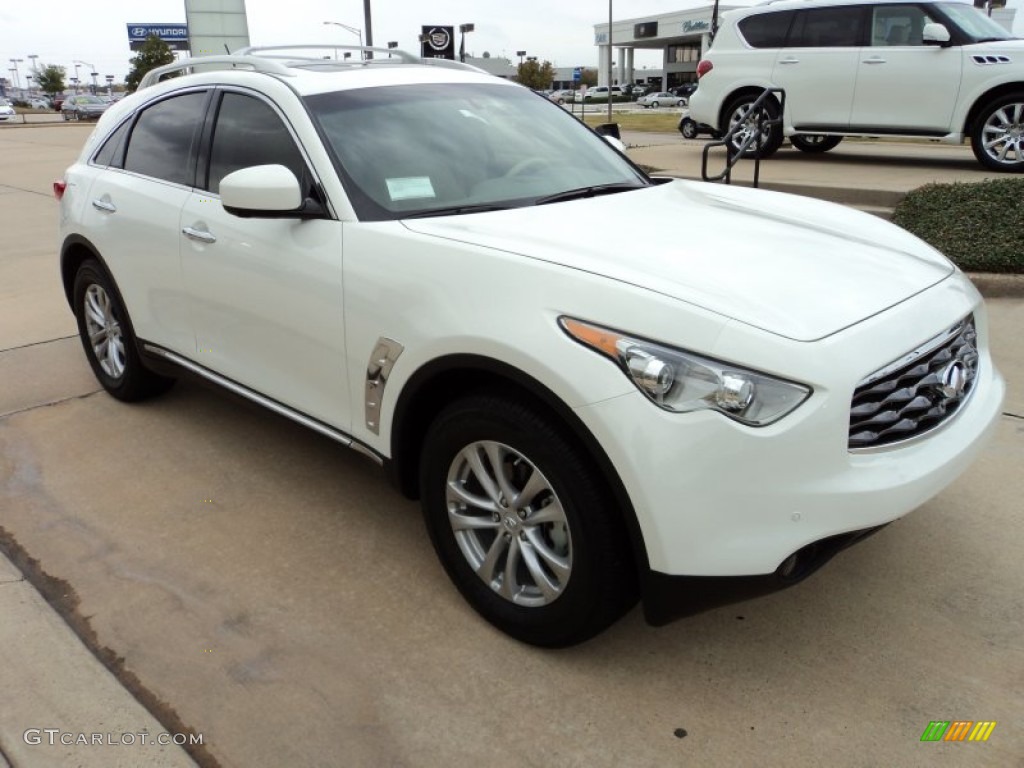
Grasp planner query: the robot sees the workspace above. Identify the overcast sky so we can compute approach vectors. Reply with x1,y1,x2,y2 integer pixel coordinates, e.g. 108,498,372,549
0,0,720,85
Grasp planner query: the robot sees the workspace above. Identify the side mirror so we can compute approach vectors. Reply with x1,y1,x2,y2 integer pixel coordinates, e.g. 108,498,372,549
220,164,324,219
602,135,627,153
922,23,951,46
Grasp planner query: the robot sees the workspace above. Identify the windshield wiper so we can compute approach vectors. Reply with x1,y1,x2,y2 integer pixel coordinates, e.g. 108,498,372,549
535,182,645,206
401,203,512,219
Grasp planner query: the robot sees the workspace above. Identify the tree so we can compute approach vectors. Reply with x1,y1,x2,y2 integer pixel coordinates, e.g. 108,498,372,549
35,64,66,98
580,68,598,88
515,59,556,91
125,35,175,92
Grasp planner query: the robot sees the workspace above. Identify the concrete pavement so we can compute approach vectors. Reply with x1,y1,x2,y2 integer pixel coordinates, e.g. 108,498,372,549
1,123,1022,767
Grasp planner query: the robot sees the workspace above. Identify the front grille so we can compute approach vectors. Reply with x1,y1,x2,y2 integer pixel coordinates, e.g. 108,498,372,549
849,316,978,450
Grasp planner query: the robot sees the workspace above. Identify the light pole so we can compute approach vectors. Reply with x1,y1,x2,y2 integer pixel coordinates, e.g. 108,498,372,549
458,23,474,63
105,75,114,99
73,63,81,92
323,20,363,59
74,61,97,94
9,58,23,90
607,0,613,122
516,50,526,65
362,0,374,58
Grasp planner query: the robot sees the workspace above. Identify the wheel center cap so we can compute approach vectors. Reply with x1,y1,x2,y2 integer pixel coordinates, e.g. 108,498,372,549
502,515,521,533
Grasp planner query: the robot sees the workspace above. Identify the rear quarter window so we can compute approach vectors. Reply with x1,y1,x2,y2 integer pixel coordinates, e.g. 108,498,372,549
738,11,796,48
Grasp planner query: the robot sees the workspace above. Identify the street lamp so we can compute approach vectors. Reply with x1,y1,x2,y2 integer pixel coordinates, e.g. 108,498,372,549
73,62,81,91
105,74,114,99
9,58,23,89
516,50,526,65
387,41,398,49
323,20,363,59
458,23,474,63
74,61,97,94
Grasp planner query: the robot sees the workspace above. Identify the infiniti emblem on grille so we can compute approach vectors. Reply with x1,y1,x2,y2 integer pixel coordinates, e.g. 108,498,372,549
937,361,968,400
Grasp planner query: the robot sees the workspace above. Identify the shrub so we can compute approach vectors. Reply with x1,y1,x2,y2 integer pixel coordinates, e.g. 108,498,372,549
892,178,1024,273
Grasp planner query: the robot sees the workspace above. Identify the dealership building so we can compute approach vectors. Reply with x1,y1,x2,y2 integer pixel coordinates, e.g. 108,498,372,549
591,4,746,91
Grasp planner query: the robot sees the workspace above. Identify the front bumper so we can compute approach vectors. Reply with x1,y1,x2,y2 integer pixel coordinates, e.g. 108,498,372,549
572,273,1004,619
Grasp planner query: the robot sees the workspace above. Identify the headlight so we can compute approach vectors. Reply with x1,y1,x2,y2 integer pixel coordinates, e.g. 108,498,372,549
560,317,811,426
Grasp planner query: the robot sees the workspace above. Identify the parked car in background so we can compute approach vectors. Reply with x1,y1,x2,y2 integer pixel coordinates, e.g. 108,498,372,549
689,0,1024,170
549,89,575,104
637,91,686,108
61,94,110,121
0,99,15,121
673,83,698,100
677,109,720,139
56,44,1004,648
575,85,624,101
29,97,52,110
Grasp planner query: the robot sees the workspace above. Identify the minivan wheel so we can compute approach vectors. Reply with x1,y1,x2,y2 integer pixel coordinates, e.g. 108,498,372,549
420,395,637,647
790,134,843,153
73,259,175,401
971,94,1024,172
725,93,783,158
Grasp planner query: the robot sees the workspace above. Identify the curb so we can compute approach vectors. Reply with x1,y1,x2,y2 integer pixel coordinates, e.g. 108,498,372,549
966,272,1024,299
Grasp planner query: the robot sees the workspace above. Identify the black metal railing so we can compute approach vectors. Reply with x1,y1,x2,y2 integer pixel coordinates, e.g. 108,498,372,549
701,87,785,188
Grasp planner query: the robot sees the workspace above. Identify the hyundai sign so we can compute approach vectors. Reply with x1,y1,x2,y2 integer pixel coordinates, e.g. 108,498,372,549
127,23,190,51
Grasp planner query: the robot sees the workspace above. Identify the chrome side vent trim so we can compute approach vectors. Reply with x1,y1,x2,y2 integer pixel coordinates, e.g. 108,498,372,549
365,338,403,435
971,54,1011,65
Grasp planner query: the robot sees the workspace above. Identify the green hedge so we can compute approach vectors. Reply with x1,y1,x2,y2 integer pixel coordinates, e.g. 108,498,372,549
892,178,1024,273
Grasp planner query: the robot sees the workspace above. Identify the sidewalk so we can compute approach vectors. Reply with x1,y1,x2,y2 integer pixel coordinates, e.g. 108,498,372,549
0,551,197,767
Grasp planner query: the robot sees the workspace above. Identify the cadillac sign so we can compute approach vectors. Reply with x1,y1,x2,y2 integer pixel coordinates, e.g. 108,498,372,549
127,23,190,51
683,20,711,33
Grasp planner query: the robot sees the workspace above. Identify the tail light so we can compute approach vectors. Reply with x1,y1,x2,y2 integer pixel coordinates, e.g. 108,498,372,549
696,60,714,79
53,180,67,201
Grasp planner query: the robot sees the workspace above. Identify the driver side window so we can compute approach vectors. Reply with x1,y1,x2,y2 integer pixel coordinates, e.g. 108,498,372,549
206,92,310,195
871,5,934,46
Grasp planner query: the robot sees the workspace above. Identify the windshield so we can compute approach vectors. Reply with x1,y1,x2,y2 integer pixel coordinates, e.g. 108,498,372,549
75,95,105,105
305,82,649,220
937,2,1016,41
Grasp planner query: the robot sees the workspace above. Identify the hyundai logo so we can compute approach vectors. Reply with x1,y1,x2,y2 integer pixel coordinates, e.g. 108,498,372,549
937,360,968,400
131,27,147,37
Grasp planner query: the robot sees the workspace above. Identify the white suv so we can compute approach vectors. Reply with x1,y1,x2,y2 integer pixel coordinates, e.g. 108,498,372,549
689,0,1024,171
56,46,1003,646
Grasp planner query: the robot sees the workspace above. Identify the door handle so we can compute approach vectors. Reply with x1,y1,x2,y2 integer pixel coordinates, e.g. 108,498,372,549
862,57,887,64
778,58,800,65
91,199,117,212
182,226,217,244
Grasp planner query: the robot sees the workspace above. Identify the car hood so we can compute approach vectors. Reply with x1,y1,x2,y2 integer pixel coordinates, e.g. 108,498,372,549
401,180,953,342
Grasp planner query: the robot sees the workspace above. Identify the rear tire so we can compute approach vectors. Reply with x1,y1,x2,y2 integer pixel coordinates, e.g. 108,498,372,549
680,118,699,140
971,93,1024,172
73,259,175,402
724,93,783,158
790,134,843,153
419,395,638,647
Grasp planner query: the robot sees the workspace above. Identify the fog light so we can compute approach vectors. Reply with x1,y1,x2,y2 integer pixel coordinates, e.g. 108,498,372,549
715,373,754,412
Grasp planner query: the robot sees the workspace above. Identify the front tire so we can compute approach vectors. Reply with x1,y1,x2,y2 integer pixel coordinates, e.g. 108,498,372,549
790,134,843,153
680,118,699,140
724,93,783,158
971,94,1024,172
420,395,638,647
73,259,175,402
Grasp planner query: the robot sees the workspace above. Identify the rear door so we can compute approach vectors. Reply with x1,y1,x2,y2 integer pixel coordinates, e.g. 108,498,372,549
771,5,867,131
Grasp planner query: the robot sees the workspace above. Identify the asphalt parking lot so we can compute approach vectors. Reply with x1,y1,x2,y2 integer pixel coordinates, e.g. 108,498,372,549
1,123,1022,767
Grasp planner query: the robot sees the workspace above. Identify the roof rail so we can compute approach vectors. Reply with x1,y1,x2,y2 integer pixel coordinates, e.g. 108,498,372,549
138,45,485,90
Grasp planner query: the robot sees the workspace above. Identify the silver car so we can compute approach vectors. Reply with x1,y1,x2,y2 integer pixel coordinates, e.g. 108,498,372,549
61,95,109,121
637,92,686,108
0,98,16,121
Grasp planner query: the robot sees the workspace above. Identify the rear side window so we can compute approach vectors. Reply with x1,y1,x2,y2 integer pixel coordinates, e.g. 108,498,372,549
789,7,865,47
738,11,796,48
92,119,132,168
205,92,309,195
123,92,207,186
